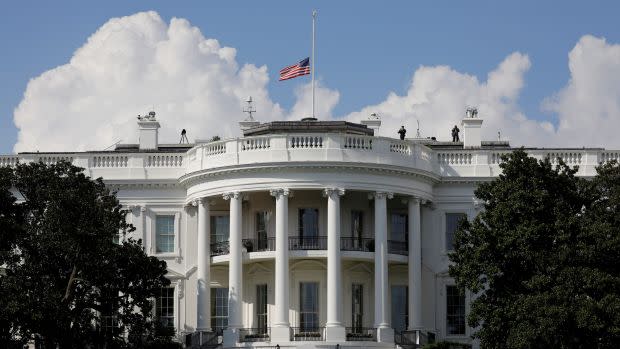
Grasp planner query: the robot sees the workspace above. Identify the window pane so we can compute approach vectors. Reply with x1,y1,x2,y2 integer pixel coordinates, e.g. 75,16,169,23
256,284,268,333
300,282,319,331
391,285,408,333
211,288,229,334
351,211,363,239
390,213,408,242
446,286,466,335
156,216,175,253
156,287,175,329
352,284,363,332
299,209,319,238
446,213,467,250
211,216,230,243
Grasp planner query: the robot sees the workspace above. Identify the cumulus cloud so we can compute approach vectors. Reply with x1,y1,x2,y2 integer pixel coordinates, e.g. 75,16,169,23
13,11,337,152
344,35,620,148
343,52,557,146
542,35,620,147
12,11,620,152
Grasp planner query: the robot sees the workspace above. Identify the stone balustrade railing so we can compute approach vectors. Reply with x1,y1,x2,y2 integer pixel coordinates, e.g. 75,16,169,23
1,134,618,180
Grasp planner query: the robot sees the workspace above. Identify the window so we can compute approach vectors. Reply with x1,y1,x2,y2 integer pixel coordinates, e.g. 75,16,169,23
256,212,269,250
211,288,229,334
352,284,363,332
391,285,408,333
446,213,467,251
256,284,268,334
100,289,120,337
446,286,466,335
299,282,319,331
156,215,175,253
211,215,230,243
351,210,364,240
298,208,319,238
156,287,175,329
390,213,408,242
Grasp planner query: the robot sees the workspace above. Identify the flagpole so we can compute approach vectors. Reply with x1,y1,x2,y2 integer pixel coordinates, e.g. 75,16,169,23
311,9,317,119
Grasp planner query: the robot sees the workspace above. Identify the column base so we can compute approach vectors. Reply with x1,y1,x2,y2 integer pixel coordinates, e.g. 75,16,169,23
376,327,394,343
325,326,346,342
270,325,291,342
223,328,239,347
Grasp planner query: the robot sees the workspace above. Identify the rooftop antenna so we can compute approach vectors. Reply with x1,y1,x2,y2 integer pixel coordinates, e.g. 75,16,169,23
498,130,501,141
103,139,122,151
416,119,421,138
243,96,256,121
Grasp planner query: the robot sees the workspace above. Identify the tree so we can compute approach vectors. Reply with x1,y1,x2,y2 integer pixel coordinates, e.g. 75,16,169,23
0,161,172,348
449,149,620,348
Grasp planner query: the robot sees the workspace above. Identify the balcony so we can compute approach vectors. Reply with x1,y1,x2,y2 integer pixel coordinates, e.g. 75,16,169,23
290,327,324,341
340,237,374,252
388,240,408,256
289,236,327,250
345,327,377,342
239,328,270,342
242,238,275,252
210,241,230,256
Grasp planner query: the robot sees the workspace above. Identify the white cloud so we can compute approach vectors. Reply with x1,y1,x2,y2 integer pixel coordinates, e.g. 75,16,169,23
12,12,620,152
344,35,620,149
13,11,293,152
343,52,557,146
542,35,620,148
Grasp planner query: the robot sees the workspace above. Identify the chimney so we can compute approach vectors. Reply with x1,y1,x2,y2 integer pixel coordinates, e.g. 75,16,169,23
462,107,483,148
137,111,160,150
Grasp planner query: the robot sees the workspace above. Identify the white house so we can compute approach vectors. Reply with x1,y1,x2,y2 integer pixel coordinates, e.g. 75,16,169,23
2,109,617,349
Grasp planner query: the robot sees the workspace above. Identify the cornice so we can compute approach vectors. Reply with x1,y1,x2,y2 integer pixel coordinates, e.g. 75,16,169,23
179,161,440,188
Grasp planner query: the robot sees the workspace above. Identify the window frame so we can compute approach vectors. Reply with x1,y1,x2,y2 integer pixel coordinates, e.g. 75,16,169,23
444,212,468,252
155,286,176,331
299,281,320,332
148,209,181,258
211,287,229,334
445,285,466,337
298,208,320,238
256,284,268,334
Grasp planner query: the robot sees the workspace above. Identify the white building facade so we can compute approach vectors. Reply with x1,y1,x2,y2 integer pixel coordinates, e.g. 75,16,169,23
2,112,617,349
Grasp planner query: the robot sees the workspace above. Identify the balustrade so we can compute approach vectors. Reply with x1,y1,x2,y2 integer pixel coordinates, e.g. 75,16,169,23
91,155,128,168
146,154,183,167
289,236,327,250
340,237,374,252
388,240,408,256
289,135,323,148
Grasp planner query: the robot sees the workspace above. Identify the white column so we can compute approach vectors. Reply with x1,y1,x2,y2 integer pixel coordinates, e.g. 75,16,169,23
408,197,423,331
270,188,290,342
223,192,242,345
324,188,346,341
372,191,394,342
196,198,211,331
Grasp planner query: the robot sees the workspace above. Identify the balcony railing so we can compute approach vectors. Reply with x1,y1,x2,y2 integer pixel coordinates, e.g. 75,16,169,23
239,328,270,342
290,327,324,341
388,240,408,256
289,236,327,250
340,237,374,252
242,238,275,252
210,241,230,256
345,327,377,341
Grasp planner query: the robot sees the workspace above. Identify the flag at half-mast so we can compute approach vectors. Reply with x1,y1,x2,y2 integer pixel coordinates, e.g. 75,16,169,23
279,57,310,81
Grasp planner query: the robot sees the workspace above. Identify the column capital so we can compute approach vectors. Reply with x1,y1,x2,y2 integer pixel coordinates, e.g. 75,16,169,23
222,192,241,201
270,188,291,198
402,196,422,205
323,188,345,198
191,197,216,207
369,191,393,200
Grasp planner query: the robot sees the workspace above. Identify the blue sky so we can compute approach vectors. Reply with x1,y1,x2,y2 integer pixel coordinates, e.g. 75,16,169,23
1,1,620,153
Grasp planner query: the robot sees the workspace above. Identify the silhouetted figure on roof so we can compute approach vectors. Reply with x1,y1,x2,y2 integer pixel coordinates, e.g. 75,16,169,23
398,126,407,140
180,129,189,144
452,125,460,142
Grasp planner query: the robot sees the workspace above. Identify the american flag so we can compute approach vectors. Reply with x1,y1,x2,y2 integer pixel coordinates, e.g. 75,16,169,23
279,57,311,81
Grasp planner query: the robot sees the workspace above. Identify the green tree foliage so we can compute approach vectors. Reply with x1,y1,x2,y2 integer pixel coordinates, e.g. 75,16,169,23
0,161,172,348
449,149,620,348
